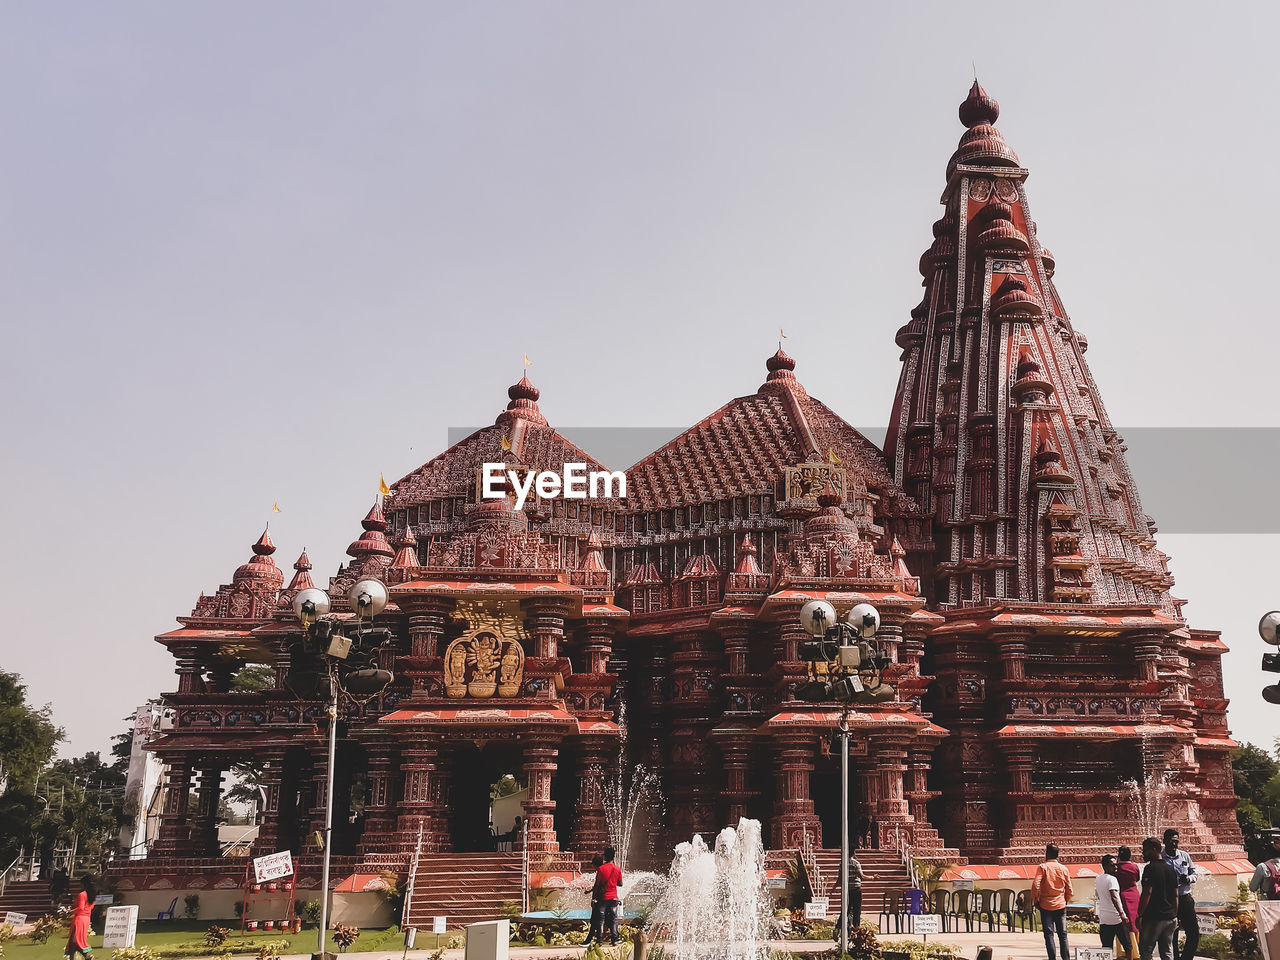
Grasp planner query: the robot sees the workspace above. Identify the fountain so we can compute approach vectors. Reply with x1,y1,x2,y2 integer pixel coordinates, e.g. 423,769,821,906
648,818,769,960
590,703,662,873
1124,733,1179,840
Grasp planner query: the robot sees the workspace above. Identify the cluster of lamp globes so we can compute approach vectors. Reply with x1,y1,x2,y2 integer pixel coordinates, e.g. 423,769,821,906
289,579,396,697
1259,611,1280,705
796,599,895,704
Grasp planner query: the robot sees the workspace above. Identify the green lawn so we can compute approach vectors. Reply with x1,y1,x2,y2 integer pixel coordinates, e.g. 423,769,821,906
5,920,409,959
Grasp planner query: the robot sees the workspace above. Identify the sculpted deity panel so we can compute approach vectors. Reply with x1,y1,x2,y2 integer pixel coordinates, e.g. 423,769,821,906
443,600,528,698
782,464,846,502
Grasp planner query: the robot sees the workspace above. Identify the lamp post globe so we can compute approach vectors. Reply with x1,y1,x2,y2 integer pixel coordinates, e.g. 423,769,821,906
348,579,388,619
800,599,837,637
292,587,331,625
847,602,880,639
1259,610,1280,645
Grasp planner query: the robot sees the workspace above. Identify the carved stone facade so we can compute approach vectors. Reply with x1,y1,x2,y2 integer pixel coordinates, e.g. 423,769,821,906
131,85,1241,881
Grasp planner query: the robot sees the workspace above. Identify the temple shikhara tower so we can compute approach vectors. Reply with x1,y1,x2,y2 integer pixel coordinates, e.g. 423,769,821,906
116,85,1244,921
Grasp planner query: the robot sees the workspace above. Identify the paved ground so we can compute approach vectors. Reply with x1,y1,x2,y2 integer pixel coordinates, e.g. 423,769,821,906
267,928,1140,960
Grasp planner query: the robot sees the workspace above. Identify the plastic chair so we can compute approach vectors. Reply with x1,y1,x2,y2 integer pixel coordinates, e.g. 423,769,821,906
157,896,178,920
928,889,951,932
992,888,1016,931
1014,889,1038,932
947,888,973,932
878,891,905,934
970,888,997,931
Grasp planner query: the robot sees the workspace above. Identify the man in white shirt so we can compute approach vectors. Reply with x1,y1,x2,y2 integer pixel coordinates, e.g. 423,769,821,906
1096,855,1131,954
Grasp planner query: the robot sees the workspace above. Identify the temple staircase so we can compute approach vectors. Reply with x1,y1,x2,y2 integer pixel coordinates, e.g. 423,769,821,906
405,854,523,930
809,849,914,918
0,881,53,921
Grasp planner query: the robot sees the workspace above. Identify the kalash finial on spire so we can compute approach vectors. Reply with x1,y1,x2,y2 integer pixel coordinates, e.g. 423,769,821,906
959,79,1000,128
949,79,1019,176
759,345,806,398
496,371,548,427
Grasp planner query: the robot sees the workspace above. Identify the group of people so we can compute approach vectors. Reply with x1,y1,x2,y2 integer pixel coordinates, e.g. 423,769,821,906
582,846,623,947
1032,828,1280,960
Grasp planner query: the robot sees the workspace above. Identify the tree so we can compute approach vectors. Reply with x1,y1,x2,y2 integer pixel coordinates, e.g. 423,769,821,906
1232,741,1280,863
230,665,276,693
0,671,62,790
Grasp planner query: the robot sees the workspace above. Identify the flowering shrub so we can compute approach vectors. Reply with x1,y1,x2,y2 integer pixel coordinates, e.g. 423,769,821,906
331,922,360,949
204,924,229,947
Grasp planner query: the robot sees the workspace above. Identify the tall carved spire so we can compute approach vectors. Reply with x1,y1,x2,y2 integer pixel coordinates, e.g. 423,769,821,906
885,85,1174,610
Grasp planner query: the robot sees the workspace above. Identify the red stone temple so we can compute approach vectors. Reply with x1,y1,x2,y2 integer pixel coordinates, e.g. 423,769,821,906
119,84,1243,917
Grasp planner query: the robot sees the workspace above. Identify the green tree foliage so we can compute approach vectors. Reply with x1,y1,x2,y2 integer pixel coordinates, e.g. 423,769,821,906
1232,741,1280,863
230,664,276,693
0,671,62,789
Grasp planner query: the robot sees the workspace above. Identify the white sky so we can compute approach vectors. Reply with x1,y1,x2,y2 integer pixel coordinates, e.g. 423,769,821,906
1,2,1277,758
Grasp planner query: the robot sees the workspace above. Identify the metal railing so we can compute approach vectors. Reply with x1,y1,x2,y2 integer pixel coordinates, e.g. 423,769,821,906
0,852,25,898
890,824,921,889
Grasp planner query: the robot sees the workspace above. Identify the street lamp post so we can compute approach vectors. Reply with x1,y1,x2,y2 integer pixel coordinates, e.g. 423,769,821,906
1260,611,1280,704
797,599,894,957
291,578,394,960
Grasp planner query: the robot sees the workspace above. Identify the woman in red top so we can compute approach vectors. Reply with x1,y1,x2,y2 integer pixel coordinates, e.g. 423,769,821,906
65,876,96,960
1115,847,1141,960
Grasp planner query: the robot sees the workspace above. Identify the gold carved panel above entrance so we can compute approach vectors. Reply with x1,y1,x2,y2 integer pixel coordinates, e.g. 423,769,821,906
444,600,527,699
782,464,847,502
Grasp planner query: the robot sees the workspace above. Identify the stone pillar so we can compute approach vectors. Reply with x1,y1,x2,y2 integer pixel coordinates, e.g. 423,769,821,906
720,621,751,677
174,648,204,694
570,739,611,854
153,757,193,857
252,749,287,854
524,599,572,659
720,735,756,827
992,628,1032,683
405,598,453,696
397,745,447,852
361,748,399,850
874,741,910,822
195,764,224,856
770,734,821,849
1002,740,1037,796
581,618,615,675
906,749,931,825
522,737,562,853
1133,631,1165,684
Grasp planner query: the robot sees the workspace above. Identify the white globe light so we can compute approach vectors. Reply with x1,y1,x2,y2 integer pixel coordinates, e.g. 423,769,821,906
1259,611,1280,646
847,602,880,639
800,599,837,637
349,579,389,619
292,587,330,624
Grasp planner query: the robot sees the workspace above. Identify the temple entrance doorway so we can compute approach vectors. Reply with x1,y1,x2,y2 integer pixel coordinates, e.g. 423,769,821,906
814,739,873,849
449,741,524,852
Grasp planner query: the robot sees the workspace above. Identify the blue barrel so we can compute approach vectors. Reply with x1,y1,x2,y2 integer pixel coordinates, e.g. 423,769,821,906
904,888,925,914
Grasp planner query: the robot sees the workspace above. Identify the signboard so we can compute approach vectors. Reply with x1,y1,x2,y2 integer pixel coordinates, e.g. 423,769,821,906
1198,915,1218,937
951,879,974,890
252,850,294,884
3,912,27,927
766,876,788,889
103,905,139,949
94,895,114,906
804,898,829,920
433,916,447,934
1076,949,1113,960
912,914,940,935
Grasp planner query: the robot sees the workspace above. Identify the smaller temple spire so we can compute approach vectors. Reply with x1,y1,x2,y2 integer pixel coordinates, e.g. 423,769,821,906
758,347,807,398
233,528,285,593
734,534,763,576
582,532,607,572
949,81,1019,176
958,80,999,127
391,525,418,570
1032,434,1075,485
347,501,395,560
284,549,314,592
496,373,548,426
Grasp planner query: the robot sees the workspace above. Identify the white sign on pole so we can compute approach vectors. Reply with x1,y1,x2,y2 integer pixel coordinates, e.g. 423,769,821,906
766,876,787,889
913,914,941,935
93,895,114,906
252,850,294,884
434,916,447,934
3,912,27,927
952,879,974,890
804,898,830,920
1197,915,1218,937
1076,948,1114,960
102,905,139,949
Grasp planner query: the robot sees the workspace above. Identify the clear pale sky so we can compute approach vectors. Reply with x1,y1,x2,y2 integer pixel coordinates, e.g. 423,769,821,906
2,2,1278,759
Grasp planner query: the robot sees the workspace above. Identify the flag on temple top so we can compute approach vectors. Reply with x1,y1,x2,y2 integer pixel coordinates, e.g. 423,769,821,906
500,433,512,452
828,447,841,465
379,474,391,496
271,500,281,513
523,353,532,366
779,328,787,339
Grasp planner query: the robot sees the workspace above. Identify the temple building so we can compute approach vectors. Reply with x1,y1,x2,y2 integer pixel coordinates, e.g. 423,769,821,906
118,84,1243,917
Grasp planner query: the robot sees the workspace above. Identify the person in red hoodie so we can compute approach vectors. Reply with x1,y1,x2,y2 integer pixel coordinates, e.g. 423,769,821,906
595,847,623,946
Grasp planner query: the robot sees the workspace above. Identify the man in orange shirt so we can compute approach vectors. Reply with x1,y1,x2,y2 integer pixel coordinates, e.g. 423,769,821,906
1031,843,1074,960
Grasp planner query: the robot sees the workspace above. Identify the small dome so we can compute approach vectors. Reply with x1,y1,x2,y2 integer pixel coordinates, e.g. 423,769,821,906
1040,247,1056,277
991,274,1043,318
233,529,285,591
496,374,548,426
759,347,806,398
347,503,395,560
283,549,315,593
1032,435,1075,485
975,216,1030,255
958,81,1000,128
508,375,540,403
